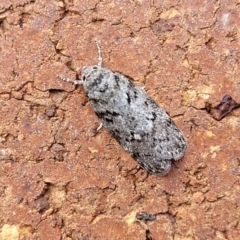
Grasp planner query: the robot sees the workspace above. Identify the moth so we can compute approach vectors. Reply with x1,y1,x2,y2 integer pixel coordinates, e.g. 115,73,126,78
59,41,187,175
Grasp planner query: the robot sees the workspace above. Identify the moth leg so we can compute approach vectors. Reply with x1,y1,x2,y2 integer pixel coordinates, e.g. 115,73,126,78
97,122,103,131
58,75,84,85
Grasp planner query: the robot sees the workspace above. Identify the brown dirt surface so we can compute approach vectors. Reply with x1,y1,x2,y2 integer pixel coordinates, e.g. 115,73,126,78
0,0,240,239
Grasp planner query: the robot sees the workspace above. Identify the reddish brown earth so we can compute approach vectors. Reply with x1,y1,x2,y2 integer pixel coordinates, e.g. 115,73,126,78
0,0,240,239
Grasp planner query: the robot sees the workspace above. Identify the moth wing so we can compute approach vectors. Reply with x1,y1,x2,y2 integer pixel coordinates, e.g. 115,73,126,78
152,116,187,161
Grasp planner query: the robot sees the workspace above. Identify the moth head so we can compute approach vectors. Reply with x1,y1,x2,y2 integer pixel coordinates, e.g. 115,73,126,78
81,65,111,94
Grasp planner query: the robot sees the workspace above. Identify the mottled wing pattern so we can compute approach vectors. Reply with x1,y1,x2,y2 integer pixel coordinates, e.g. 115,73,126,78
82,66,187,175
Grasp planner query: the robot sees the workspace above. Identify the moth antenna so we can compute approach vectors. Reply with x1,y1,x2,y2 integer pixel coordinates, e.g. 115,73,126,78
58,75,84,85
95,40,103,67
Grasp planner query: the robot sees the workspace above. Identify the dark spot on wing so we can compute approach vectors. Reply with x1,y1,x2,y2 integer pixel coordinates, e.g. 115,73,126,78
145,112,157,121
152,112,157,121
96,74,104,84
114,74,120,89
106,110,120,116
132,152,140,159
90,73,104,88
133,90,138,99
104,117,113,123
126,93,131,104
99,84,109,93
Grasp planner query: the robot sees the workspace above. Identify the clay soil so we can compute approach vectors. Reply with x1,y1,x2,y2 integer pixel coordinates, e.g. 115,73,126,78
0,0,240,239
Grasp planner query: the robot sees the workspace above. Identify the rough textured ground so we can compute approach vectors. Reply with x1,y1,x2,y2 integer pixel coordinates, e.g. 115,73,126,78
0,0,240,239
